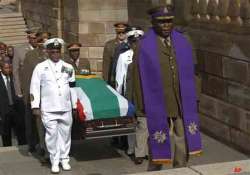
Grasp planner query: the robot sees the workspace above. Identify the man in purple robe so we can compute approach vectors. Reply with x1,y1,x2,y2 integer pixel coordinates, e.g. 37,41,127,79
132,5,202,171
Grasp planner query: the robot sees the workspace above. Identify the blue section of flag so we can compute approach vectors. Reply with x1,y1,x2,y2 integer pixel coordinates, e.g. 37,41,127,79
127,102,135,117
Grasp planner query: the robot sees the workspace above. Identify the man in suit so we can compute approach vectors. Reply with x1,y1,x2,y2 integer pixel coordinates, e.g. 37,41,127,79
132,5,202,171
65,43,91,75
102,22,128,84
12,27,39,153
0,61,26,146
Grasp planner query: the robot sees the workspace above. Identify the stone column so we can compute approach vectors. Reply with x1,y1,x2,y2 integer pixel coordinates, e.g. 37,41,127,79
77,0,128,75
207,0,219,23
227,0,242,25
218,0,230,24
240,0,250,26
198,0,208,21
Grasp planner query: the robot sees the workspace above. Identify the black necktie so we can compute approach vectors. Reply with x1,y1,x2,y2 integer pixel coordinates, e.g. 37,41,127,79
6,76,13,105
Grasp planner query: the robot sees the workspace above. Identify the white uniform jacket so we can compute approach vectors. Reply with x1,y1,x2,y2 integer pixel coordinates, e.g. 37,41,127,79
30,59,76,112
115,49,133,94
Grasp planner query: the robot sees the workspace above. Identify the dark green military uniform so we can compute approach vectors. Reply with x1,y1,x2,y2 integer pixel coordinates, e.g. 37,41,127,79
132,36,187,168
23,48,48,158
102,39,119,82
65,57,91,75
23,48,46,103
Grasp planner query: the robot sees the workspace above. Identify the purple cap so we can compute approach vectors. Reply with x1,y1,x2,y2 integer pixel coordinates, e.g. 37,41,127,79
147,5,174,20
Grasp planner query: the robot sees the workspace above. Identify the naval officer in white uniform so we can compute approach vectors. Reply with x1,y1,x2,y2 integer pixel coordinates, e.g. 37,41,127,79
30,38,76,173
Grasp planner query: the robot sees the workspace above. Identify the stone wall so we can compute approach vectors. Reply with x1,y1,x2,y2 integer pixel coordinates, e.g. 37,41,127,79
77,0,128,74
20,0,128,75
62,0,79,43
188,0,250,154
21,0,60,35
127,0,170,30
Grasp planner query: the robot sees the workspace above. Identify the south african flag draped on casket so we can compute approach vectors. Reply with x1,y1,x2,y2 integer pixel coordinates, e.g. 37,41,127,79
72,75,135,122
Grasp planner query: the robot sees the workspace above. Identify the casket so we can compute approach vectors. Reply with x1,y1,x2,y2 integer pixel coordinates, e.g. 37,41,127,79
71,75,136,140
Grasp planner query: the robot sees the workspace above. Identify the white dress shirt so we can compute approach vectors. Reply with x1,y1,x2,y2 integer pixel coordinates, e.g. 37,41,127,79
1,72,9,88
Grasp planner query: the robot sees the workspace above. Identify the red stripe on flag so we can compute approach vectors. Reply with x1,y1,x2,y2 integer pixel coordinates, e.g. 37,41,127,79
77,99,86,122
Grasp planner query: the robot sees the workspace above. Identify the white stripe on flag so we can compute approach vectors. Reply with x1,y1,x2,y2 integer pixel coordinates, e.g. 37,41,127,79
106,85,128,116
74,87,94,121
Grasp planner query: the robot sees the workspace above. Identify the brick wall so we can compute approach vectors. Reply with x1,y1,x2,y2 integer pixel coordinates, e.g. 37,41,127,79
187,0,250,154
193,30,250,153
21,0,128,75
77,0,128,75
62,0,79,43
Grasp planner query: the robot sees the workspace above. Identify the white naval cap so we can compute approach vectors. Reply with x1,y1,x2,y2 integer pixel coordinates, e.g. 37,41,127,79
126,27,144,38
43,38,65,49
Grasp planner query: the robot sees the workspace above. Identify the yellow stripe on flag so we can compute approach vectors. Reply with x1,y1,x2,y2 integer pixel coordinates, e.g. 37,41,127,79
76,75,98,79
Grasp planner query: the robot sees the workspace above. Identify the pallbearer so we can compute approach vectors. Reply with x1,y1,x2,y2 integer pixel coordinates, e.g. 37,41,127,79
132,5,202,171
30,38,76,173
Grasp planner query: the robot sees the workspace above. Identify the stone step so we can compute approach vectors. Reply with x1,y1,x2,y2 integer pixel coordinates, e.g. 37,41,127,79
0,31,26,38
0,12,23,18
0,32,26,38
3,39,27,46
0,35,26,41
0,35,27,42
0,145,26,153
0,20,25,26
0,24,26,30
0,28,27,33
0,17,24,22
129,160,250,175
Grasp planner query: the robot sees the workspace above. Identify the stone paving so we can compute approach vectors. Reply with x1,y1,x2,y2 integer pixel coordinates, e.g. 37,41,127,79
129,160,250,175
0,134,248,175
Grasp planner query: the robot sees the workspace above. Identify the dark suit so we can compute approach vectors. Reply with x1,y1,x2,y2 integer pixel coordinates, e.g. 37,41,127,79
0,72,26,146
